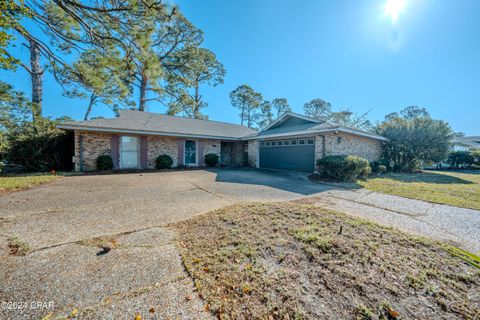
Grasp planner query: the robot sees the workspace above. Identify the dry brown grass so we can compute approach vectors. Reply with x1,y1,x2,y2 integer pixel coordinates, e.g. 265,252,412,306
173,202,480,319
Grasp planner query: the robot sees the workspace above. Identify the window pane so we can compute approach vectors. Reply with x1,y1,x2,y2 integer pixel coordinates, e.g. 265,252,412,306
284,140,290,145
307,138,314,145
291,139,297,145
298,139,305,145
278,141,283,146
120,136,138,168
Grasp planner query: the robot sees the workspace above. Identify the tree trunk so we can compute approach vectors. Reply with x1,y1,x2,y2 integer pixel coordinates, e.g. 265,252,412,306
139,70,148,111
30,40,44,121
84,94,97,120
240,104,245,126
194,81,200,119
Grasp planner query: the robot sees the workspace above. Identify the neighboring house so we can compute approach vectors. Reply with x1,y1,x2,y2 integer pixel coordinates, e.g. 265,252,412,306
57,110,386,173
451,136,480,151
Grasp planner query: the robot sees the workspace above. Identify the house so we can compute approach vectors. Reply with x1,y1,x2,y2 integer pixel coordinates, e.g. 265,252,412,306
57,110,386,173
451,136,480,151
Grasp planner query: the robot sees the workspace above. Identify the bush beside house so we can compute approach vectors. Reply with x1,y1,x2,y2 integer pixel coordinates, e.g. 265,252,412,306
317,155,370,182
204,153,219,167
96,155,113,171
156,154,173,169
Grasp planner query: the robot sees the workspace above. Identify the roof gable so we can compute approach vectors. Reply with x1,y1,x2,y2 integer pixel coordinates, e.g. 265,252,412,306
263,112,321,131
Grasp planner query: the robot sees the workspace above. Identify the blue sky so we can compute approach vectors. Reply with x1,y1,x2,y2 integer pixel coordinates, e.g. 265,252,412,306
1,0,479,134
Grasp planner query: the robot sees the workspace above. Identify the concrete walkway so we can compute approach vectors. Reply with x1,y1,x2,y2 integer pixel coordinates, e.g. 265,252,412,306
309,188,480,254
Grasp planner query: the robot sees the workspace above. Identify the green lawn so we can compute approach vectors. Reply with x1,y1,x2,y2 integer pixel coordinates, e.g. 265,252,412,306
358,170,480,210
0,174,58,192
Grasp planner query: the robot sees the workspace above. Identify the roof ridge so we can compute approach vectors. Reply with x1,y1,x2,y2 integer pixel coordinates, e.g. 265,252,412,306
120,109,253,130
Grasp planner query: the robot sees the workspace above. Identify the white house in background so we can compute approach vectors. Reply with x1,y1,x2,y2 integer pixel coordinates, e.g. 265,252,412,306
451,136,480,151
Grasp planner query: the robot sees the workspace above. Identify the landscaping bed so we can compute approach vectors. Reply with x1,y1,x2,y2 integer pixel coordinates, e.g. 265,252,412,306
174,202,479,319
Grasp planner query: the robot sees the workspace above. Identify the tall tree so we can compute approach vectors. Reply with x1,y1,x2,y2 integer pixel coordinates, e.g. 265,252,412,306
1,1,179,117
166,47,225,119
124,11,203,111
58,47,133,120
330,109,373,131
0,81,31,154
375,106,453,172
229,84,263,128
271,98,291,118
303,98,332,119
257,100,274,128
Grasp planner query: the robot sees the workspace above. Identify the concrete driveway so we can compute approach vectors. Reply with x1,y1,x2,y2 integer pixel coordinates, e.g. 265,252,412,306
0,168,330,250
0,168,332,319
1,168,478,319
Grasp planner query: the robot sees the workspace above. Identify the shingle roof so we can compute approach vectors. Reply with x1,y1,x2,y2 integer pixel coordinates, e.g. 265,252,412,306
244,112,387,141
57,110,257,140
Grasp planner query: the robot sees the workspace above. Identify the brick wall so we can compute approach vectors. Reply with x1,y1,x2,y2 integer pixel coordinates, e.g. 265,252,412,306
74,131,111,171
247,141,259,168
323,133,382,161
201,139,221,166
147,136,179,168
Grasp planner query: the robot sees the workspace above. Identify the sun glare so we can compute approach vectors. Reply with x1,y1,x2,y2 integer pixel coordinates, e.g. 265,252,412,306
384,0,406,23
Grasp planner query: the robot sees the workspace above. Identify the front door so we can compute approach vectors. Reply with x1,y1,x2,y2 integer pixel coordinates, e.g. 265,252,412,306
120,136,139,168
184,140,196,165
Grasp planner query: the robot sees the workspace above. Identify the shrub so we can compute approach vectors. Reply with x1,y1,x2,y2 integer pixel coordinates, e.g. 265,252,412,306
156,154,173,169
447,151,474,168
5,118,74,171
377,164,387,174
96,155,113,171
370,161,387,174
360,166,372,180
317,155,369,182
204,153,219,167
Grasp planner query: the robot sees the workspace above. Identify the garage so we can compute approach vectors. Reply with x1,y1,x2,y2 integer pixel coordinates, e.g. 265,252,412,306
259,137,315,172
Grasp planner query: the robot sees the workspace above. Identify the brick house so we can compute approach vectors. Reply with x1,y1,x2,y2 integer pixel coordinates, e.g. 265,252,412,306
57,110,386,172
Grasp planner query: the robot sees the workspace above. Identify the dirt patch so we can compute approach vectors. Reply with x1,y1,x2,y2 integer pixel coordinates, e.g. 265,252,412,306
173,202,480,319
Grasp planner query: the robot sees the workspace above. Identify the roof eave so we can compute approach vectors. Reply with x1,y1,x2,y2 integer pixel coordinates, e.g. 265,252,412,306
56,124,244,141
241,128,387,141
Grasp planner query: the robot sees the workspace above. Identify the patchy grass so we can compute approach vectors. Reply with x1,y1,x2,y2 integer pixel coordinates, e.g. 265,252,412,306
7,236,32,256
358,171,480,210
0,174,58,193
173,202,480,319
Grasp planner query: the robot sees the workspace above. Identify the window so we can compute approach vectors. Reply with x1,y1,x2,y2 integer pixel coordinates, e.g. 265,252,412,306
307,138,314,145
298,139,305,145
266,141,271,147
260,142,265,147
120,136,139,169
277,140,283,146
291,139,297,145
271,141,276,146
284,140,290,146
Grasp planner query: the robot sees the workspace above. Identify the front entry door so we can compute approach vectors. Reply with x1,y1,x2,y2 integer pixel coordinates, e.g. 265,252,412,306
184,140,196,165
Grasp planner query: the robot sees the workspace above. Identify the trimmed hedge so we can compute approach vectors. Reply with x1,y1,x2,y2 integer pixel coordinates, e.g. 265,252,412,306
97,155,113,171
317,155,369,182
156,154,173,169
204,153,219,167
